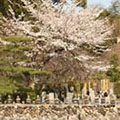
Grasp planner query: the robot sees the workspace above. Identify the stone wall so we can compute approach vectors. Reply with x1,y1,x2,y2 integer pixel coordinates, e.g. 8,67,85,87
0,104,119,120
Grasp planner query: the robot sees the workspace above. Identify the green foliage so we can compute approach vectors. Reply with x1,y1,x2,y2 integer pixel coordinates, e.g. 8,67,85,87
0,0,34,20
0,0,9,17
110,54,119,68
0,34,52,98
0,12,3,17
93,71,107,81
107,67,120,82
114,82,120,97
11,0,30,18
0,76,36,101
0,36,33,53
32,27,40,33
109,0,120,16
101,9,110,17
108,0,120,38
108,15,120,38
106,54,120,82
74,82,80,94
75,0,87,8
0,66,51,75
1,36,31,42
0,58,31,65
0,44,33,52
0,77,18,94
95,9,110,20
12,85,36,101
23,16,37,22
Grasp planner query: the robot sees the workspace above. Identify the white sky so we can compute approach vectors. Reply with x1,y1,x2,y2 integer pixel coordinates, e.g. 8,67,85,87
67,0,113,8
87,0,113,8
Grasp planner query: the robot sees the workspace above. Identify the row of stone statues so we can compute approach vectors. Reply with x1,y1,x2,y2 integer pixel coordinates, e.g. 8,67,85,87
0,88,116,105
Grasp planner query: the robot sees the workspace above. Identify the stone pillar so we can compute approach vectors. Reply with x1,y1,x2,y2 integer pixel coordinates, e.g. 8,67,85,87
48,93,55,104
66,92,73,104
89,88,95,104
41,91,47,104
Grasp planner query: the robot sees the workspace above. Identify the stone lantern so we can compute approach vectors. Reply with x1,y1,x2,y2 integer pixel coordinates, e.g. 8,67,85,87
26,95,31,104
16,96,21,103
8,95,12,104
36,95,41,104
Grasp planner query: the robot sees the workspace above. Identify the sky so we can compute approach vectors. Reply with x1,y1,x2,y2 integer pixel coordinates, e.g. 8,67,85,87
66,0,113,8
87,0,113,8
52,0,114,12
